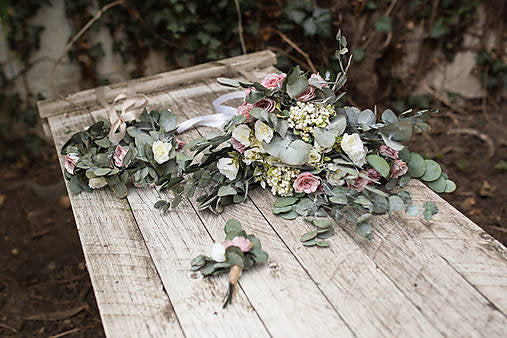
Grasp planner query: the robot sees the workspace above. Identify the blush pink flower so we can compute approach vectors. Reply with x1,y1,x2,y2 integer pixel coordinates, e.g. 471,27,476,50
64,153,79,174
379,145,399,159
293,172,320,194
254,98,276,113
237,103,253,121
113,145,129,167
261,73,287,89
176,139,185,150
223,236,252,252
346,173,370,192
367,168,381,184
310,73,328,88
390,159,408,178
231,137,247,153
296,86,316,102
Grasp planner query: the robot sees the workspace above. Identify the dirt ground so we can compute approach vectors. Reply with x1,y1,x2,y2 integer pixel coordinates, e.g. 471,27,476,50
0,154,105,337
0,97,505,337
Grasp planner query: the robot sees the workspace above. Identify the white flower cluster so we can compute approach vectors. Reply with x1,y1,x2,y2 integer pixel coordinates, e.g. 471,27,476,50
287,102,335,142
264,165,301,196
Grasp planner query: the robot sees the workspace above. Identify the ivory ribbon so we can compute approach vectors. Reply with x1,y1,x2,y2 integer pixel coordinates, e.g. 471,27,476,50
176,91,245,134
95,80,150,143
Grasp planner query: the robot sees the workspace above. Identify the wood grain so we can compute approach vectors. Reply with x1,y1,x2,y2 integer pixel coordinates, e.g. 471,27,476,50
48,111,183,337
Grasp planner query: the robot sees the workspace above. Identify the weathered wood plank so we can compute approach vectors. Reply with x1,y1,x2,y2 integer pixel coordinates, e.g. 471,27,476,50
37,50,276,119
48,111,183,338
167,82,443,337
402,180,507,313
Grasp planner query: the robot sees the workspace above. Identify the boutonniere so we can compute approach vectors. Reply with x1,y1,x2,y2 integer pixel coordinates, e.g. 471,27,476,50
191,219,269,308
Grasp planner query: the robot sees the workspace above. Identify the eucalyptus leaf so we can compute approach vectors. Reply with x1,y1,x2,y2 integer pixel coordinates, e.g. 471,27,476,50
407,152,426,178
274,196,299,208
279,208,299,220
300,230,318,242
366,154,390,178
218,185,237,197
273,205,293,214
421,160,442,182
159,110,177,131
388,195,404,213
427,175,446,193
444,180,456,193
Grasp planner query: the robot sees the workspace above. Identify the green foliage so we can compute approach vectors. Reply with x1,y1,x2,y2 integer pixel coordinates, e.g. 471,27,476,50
476,49,506,93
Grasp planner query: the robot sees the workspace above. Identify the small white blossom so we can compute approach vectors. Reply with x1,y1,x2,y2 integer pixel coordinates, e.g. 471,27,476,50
243,147,263,165
88,177,107,189
308,146,321,164
341,133,367,167
152,140,172,164
232,124,251,147
217,157,239,180
254,120,273,143
210,242,226,262
287,102,335,142
265,165,301,196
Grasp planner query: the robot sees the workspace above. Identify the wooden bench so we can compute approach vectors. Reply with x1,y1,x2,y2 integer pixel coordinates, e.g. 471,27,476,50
38,51,507,337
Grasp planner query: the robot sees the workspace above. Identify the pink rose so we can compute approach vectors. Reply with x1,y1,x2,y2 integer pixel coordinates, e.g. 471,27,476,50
231,137,247,153
296,85,316,102
261,73,287,89
346,173,370,192
113,145,129,167
223,236,252,252
293,172,320,194
64,153,79,174
237,103,253,121
379,145,398,159
254,98,276,113
390,159,408,178
310,73,328,88
367,168,381,184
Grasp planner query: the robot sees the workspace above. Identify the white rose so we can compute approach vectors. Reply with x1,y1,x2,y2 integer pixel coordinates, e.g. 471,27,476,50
217,157,239,181
243,147,262,165
88,177,107,189
254,120,273,143
341,133,367,167
232,124,251,147
308,146,321,164
152,140,172,164
210,242,226,262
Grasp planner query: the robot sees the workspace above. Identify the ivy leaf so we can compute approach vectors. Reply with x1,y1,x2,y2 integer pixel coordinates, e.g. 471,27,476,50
375,16,392,33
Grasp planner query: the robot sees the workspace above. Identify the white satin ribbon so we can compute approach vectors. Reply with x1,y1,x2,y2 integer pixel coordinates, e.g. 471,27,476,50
176,91,245,134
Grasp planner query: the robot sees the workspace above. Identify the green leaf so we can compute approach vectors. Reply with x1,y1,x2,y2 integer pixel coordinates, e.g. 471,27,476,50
398,147,411,162
375,16,392,32
407,152,426,178
317,228,335,239
273,205,293,214
312,218,332,229
406,204,421,217
316,240,330,248
356,213,371,224
191,255,207,270
279,208,299,220
111,182,128,199
381,109,398,124
423,202,438,220
274,196,299,208
444,180,456,193
388,195,404,213
217,77,240,87
154,200,167,209
302,238,318,247
367,154,390,178
93,168,111,176
225,251,245,269
286,66,308,98
372,195,388,214
159,110,177,131
218,185,237,197
329,193,347,205
250,248,269,263
421,160,442,182
95,137,111,148
224,219,242,234
357,223,373,239
358,109,376,126
278,140,312,165
314,128,337,148
69,176,82,194
427,175,446,193
300,230,318,242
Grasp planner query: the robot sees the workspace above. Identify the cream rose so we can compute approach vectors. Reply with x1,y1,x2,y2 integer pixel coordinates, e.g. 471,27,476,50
254,120,273,143
152,140,172,164
308,146,321,164
341,133,367,167
232,124,251,147
210,242,226,262
88,177,107,189
217,157,239,181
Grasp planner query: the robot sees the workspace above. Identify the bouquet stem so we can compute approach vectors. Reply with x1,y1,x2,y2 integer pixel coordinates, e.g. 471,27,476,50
223,265,242,308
